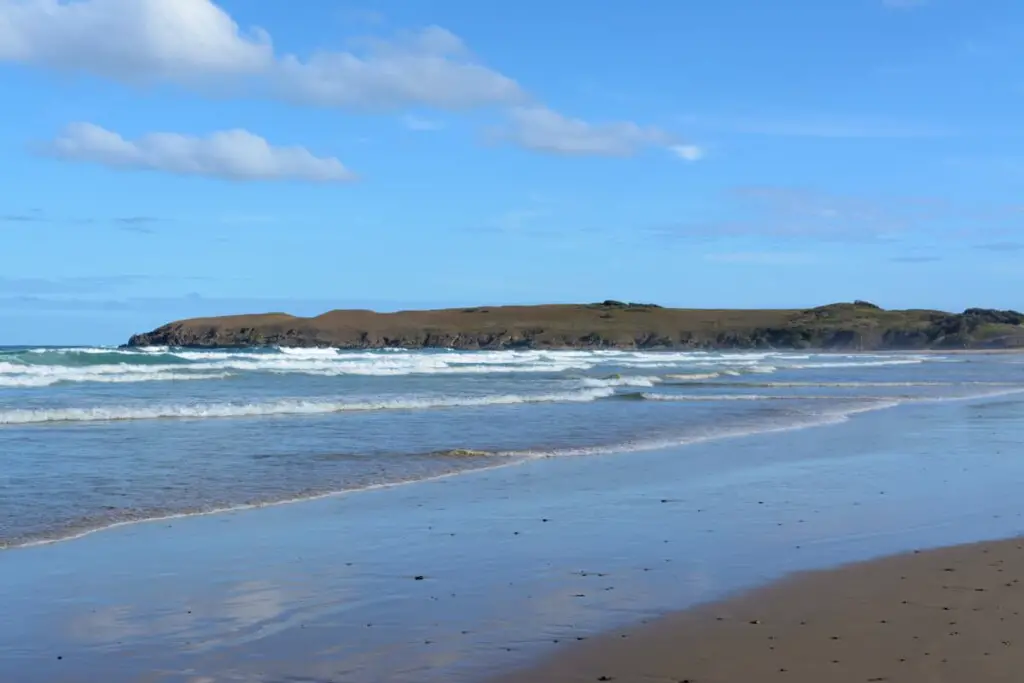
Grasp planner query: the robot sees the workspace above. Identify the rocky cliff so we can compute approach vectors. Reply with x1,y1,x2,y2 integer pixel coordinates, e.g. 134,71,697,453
124,301,1024,351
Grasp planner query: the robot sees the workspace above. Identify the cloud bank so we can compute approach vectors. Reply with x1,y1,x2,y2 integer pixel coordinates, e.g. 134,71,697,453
0,1,687,160
0,0,525,109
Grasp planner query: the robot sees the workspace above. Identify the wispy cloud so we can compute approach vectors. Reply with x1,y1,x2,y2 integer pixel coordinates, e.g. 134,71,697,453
335,8,386,26
680,114,952,139
44,123,357,182
647,186,1023,244
669,144,704,161
974,241,1024,252
2,210,168,228
486,208,550,233
0,274,150,296
496,106,694,158
0,293,446,316
890,255,942,263
703,252,816,265
114,216,164,225
1,213,44,223
401,114,444,131
114,216,167,234
0,0,525,110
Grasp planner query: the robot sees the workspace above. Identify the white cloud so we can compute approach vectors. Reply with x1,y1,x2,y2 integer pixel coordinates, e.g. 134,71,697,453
670,144,704,161
401,114,444,131
0,0,525,109
0,0,272,81
273,26,525,109
499,106,679,157
0,1,696,164
46,123,356,182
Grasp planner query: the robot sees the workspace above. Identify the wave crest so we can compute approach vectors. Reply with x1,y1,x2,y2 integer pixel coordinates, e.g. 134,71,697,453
0,387,615,425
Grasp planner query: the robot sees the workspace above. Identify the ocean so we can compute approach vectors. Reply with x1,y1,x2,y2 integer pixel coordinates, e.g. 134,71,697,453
2,345,1022,550
4,346,1024,682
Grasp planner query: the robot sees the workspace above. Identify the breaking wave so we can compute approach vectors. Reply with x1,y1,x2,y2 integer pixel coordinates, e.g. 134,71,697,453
0,387,616,425
790,359,927,369
0,346,947,387
637,392,890,402
580,375,661,388
0,369,230,388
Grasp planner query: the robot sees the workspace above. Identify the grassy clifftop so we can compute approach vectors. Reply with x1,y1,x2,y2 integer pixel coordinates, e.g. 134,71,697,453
125,301,1024,351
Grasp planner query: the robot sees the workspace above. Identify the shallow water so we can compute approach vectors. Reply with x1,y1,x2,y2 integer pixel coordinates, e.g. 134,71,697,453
2,347,1021,547
2,379,1024,682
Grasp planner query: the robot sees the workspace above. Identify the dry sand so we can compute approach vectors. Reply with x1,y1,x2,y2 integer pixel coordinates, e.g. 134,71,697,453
492,537,1024,683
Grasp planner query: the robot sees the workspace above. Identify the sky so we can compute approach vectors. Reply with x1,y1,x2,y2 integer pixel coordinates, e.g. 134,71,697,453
1,0,1023,345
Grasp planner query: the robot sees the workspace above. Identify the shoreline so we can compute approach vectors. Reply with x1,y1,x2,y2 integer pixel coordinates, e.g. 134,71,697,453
0,392,905,550
6,385,1022,551
0,464,503,551
492,536,1024,683
3,391,1024,682
14,344,1024,353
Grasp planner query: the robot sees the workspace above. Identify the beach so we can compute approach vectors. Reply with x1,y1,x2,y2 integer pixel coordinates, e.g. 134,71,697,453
2,373,1024,682
496,537,1024,683
5,0,1023,678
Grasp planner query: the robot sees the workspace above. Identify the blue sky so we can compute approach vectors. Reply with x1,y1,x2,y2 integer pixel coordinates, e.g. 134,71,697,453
1,0,1023,344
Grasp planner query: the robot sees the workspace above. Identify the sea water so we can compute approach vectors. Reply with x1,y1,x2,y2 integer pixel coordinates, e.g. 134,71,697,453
3,348,1024,682
1,346,1021,548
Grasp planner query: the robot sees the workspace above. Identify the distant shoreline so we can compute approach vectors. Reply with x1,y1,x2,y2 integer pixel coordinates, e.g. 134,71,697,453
125,301,1024,351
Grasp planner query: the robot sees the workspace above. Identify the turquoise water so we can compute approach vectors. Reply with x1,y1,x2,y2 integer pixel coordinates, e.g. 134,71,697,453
1,346,1022,547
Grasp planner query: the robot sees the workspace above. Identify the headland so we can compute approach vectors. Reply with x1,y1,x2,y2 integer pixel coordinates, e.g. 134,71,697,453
125,301,1024,350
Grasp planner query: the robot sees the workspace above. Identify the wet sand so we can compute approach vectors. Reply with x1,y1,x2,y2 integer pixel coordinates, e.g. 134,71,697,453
494,537,1024,683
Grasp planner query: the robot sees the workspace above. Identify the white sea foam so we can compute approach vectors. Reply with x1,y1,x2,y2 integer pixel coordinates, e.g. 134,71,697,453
920,386,1024,403
23,347,129,355
268,360,594,376
0,387,616,425
276,347,340,357
0,346,947,387
665,372,722,381
0,372,230,388
0,360,235,387
745,381,962,388
640,386,1024,404
511,398,904,458
580,375,661,388
640,392,834,402
791,359,927,369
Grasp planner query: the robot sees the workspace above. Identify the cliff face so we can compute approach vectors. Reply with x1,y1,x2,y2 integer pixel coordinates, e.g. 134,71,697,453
125,302,1024,351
